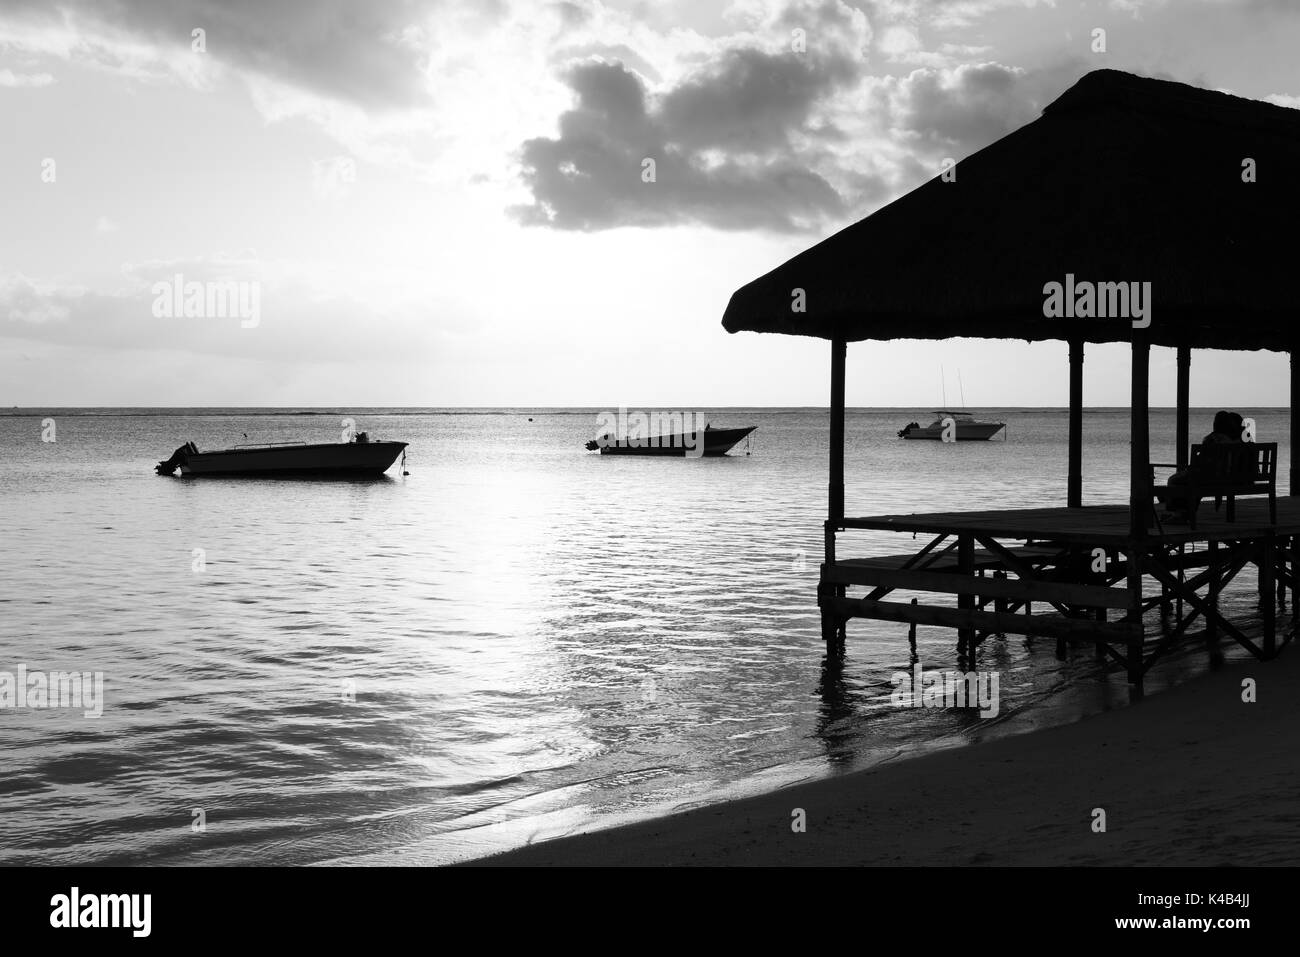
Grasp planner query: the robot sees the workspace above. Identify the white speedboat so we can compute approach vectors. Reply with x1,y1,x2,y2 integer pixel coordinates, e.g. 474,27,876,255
897,411,1005,441
155,432,407,476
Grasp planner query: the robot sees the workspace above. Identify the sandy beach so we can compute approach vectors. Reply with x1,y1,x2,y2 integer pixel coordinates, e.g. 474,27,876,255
475,651,1300,866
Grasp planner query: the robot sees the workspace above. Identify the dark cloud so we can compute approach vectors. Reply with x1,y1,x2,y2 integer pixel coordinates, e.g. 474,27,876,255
876,59,1086,157
512,48,856,232
0,0,441,109
658,47,857,153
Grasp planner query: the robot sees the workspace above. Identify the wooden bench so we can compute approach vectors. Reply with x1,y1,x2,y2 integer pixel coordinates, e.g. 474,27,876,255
1153,442,1277,530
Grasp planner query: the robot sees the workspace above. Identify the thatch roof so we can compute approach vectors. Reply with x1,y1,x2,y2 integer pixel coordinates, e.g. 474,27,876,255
721,70,1300,351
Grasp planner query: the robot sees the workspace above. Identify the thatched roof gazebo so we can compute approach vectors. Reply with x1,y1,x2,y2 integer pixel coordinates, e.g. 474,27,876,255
721,69,1300,684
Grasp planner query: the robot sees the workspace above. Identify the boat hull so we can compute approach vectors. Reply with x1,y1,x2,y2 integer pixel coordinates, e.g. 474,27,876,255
594,426,755,457
902,423,1004,441
178,441,407,476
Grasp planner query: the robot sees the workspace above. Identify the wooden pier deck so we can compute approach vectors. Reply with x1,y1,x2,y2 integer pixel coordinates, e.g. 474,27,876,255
820,498,1298,686
840,499,1299,545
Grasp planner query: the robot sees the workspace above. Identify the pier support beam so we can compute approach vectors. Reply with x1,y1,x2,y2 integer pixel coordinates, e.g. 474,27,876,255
829,339,845,531
1130,333,1150,540
957,535,975,656
1126,333,1150,688
1262,536,1277,657
1176,345,1190,471
1291,349,1299,497
1126,545,1144,687
1207,540,1222,667
822,338,848,648
1068,339,1083,508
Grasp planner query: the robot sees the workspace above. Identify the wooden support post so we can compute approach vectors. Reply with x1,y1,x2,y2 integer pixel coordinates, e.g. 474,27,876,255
1175,345,1190,471
958,534,975,656
1091,546,1108,660
1263,536,1277,657
822,339,847,649
1277,539,1286,609
1130,334,1151,539
1292,350,1299,496
1207,540,1221,667
1068,339,1083,508
1126,545,1144,686
1125,333,1150,688
1177,544,1185,623
1292,536,1299,630
829,339,845,532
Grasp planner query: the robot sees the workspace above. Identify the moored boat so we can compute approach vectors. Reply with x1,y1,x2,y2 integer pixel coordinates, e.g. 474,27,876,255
898,411,1005,441
585,425,755,456
155,433,407,476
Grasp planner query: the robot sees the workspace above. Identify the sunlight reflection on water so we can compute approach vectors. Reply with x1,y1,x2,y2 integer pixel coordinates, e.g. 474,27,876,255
0,408,1288,864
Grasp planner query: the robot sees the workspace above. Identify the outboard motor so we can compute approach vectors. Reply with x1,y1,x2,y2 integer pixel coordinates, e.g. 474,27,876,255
897,422,919,438
155,441,197,475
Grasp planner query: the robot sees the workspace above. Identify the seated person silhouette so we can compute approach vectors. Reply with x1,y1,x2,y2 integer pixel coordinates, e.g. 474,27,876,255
1161,410,1245,523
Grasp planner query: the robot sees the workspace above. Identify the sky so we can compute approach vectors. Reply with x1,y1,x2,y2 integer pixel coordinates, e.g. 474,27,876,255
2,0,1299,407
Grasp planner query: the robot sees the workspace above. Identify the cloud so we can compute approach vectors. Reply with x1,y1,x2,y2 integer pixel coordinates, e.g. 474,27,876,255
0,275,82,324
0,0,439,110
511,57,851,232
878,25,922,58
865,0,1057,29
0,67,53,86
509,1,1095,233
511,0,874,232
0,260,455,363
657,46,859,153
869,60,1082,157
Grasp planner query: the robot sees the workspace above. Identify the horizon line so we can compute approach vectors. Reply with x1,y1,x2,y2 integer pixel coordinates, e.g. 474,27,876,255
1,405,1291,414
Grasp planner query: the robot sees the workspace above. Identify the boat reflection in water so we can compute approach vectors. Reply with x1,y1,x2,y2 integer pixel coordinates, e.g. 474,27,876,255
155,432,408,477
897,411,1005,441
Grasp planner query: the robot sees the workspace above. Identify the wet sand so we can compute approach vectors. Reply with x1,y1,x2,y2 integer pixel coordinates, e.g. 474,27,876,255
474,652,1300,866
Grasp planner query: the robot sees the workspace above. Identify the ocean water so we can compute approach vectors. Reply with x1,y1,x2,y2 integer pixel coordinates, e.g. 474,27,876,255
0,407,1289,865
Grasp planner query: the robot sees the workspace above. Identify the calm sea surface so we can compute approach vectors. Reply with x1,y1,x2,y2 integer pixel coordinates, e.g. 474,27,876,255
0,408,1289,865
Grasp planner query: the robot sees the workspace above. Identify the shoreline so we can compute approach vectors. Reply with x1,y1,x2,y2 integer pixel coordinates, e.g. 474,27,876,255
471,650,1299,866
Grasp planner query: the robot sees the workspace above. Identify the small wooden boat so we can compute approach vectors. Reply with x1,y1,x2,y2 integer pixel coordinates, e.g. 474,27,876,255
585,425,755,456
898,411,1005,441
155,433,407,476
